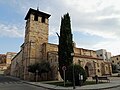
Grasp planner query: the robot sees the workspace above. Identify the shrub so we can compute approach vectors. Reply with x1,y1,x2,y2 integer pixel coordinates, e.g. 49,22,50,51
66,64,87,85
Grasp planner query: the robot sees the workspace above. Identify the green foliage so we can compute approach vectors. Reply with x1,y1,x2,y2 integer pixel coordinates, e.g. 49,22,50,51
38,61,51,75
58,13,74,79
112,64,119,73
28,61,51,75
66,64,87,85
28,63,39,73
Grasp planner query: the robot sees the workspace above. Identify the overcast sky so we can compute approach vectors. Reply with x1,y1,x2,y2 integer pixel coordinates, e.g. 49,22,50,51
0,0,120,56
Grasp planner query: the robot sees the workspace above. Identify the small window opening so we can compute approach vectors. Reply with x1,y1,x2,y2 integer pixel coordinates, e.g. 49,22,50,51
34,14,38,21
98,69,100,72
42,17,45,23
78,60,80,65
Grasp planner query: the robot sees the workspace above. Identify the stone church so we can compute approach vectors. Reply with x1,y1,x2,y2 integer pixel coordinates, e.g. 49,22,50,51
10,8,112,81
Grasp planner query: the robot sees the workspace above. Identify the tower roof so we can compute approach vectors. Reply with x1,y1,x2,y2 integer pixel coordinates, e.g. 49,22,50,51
25,8,51,20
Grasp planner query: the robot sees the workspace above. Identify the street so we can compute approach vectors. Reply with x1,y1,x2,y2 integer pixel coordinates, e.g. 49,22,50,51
105,86,120,90
0,74,49,90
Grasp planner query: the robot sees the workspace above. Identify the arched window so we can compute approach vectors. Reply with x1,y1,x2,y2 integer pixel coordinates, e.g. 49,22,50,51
98,69,100,72
51,59,52,63
78,60,81,65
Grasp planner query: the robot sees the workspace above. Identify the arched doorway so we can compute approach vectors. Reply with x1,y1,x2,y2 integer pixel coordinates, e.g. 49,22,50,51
85,62,93,77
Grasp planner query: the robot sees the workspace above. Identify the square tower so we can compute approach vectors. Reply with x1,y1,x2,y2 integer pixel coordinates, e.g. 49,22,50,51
24,8,51,62
25,8,51,44
23,8,51,80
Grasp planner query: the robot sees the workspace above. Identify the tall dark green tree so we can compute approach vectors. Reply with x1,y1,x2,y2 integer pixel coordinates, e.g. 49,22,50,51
58,13,74,79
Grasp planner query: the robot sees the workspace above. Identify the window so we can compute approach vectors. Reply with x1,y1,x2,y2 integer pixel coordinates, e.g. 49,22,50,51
112,61,114,63
117,62,119,64
51,59,52,63
98,69,100,72
117,58,118,60
100,54,102,56
34,14,38,21
78,60,81,65
106,67,108,70
42,17,45,23
97,63,99,67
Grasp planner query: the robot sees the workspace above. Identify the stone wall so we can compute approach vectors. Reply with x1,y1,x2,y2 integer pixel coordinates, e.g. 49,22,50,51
45,45,112,80
11,50,23,78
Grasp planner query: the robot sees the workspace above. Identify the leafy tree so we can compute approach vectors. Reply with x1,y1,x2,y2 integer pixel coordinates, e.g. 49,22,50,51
112,64,120,73
66,64,87,85
28,63,39,73
28,61,51,80
58,13,74,79
28,63,39,81
38,61,51,76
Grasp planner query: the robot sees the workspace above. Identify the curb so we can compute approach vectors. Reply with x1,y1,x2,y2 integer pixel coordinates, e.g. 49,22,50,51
21,81,120,90
77,84,120,90
97,85,120,90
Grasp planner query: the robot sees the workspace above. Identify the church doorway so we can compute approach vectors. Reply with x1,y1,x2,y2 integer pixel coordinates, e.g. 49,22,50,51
85,62,93,77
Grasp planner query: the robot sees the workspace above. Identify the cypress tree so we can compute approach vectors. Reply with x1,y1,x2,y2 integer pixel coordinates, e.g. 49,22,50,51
58,13,74,79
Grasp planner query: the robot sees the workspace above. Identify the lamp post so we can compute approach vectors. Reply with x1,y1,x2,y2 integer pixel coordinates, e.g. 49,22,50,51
62,66,66,86
36,70,38,82
71,53,75,89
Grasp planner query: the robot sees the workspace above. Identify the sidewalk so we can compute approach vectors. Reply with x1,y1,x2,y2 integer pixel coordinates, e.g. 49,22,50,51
21,77,120,90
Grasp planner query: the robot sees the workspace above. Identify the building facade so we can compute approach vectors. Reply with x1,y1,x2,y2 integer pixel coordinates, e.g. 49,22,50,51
6,52,17,65
0,54,6,64
0,52,16,74
10,50,23,78
111,55,120,72
0,54,6,74
96,49,111,61
10,8,112,81
111,55,120,65
45,43,112,80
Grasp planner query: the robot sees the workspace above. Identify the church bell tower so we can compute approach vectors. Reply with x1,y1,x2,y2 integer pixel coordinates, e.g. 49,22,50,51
23,8,51,80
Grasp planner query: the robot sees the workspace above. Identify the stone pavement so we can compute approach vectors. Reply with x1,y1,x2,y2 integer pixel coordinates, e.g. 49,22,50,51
21,76,120,90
